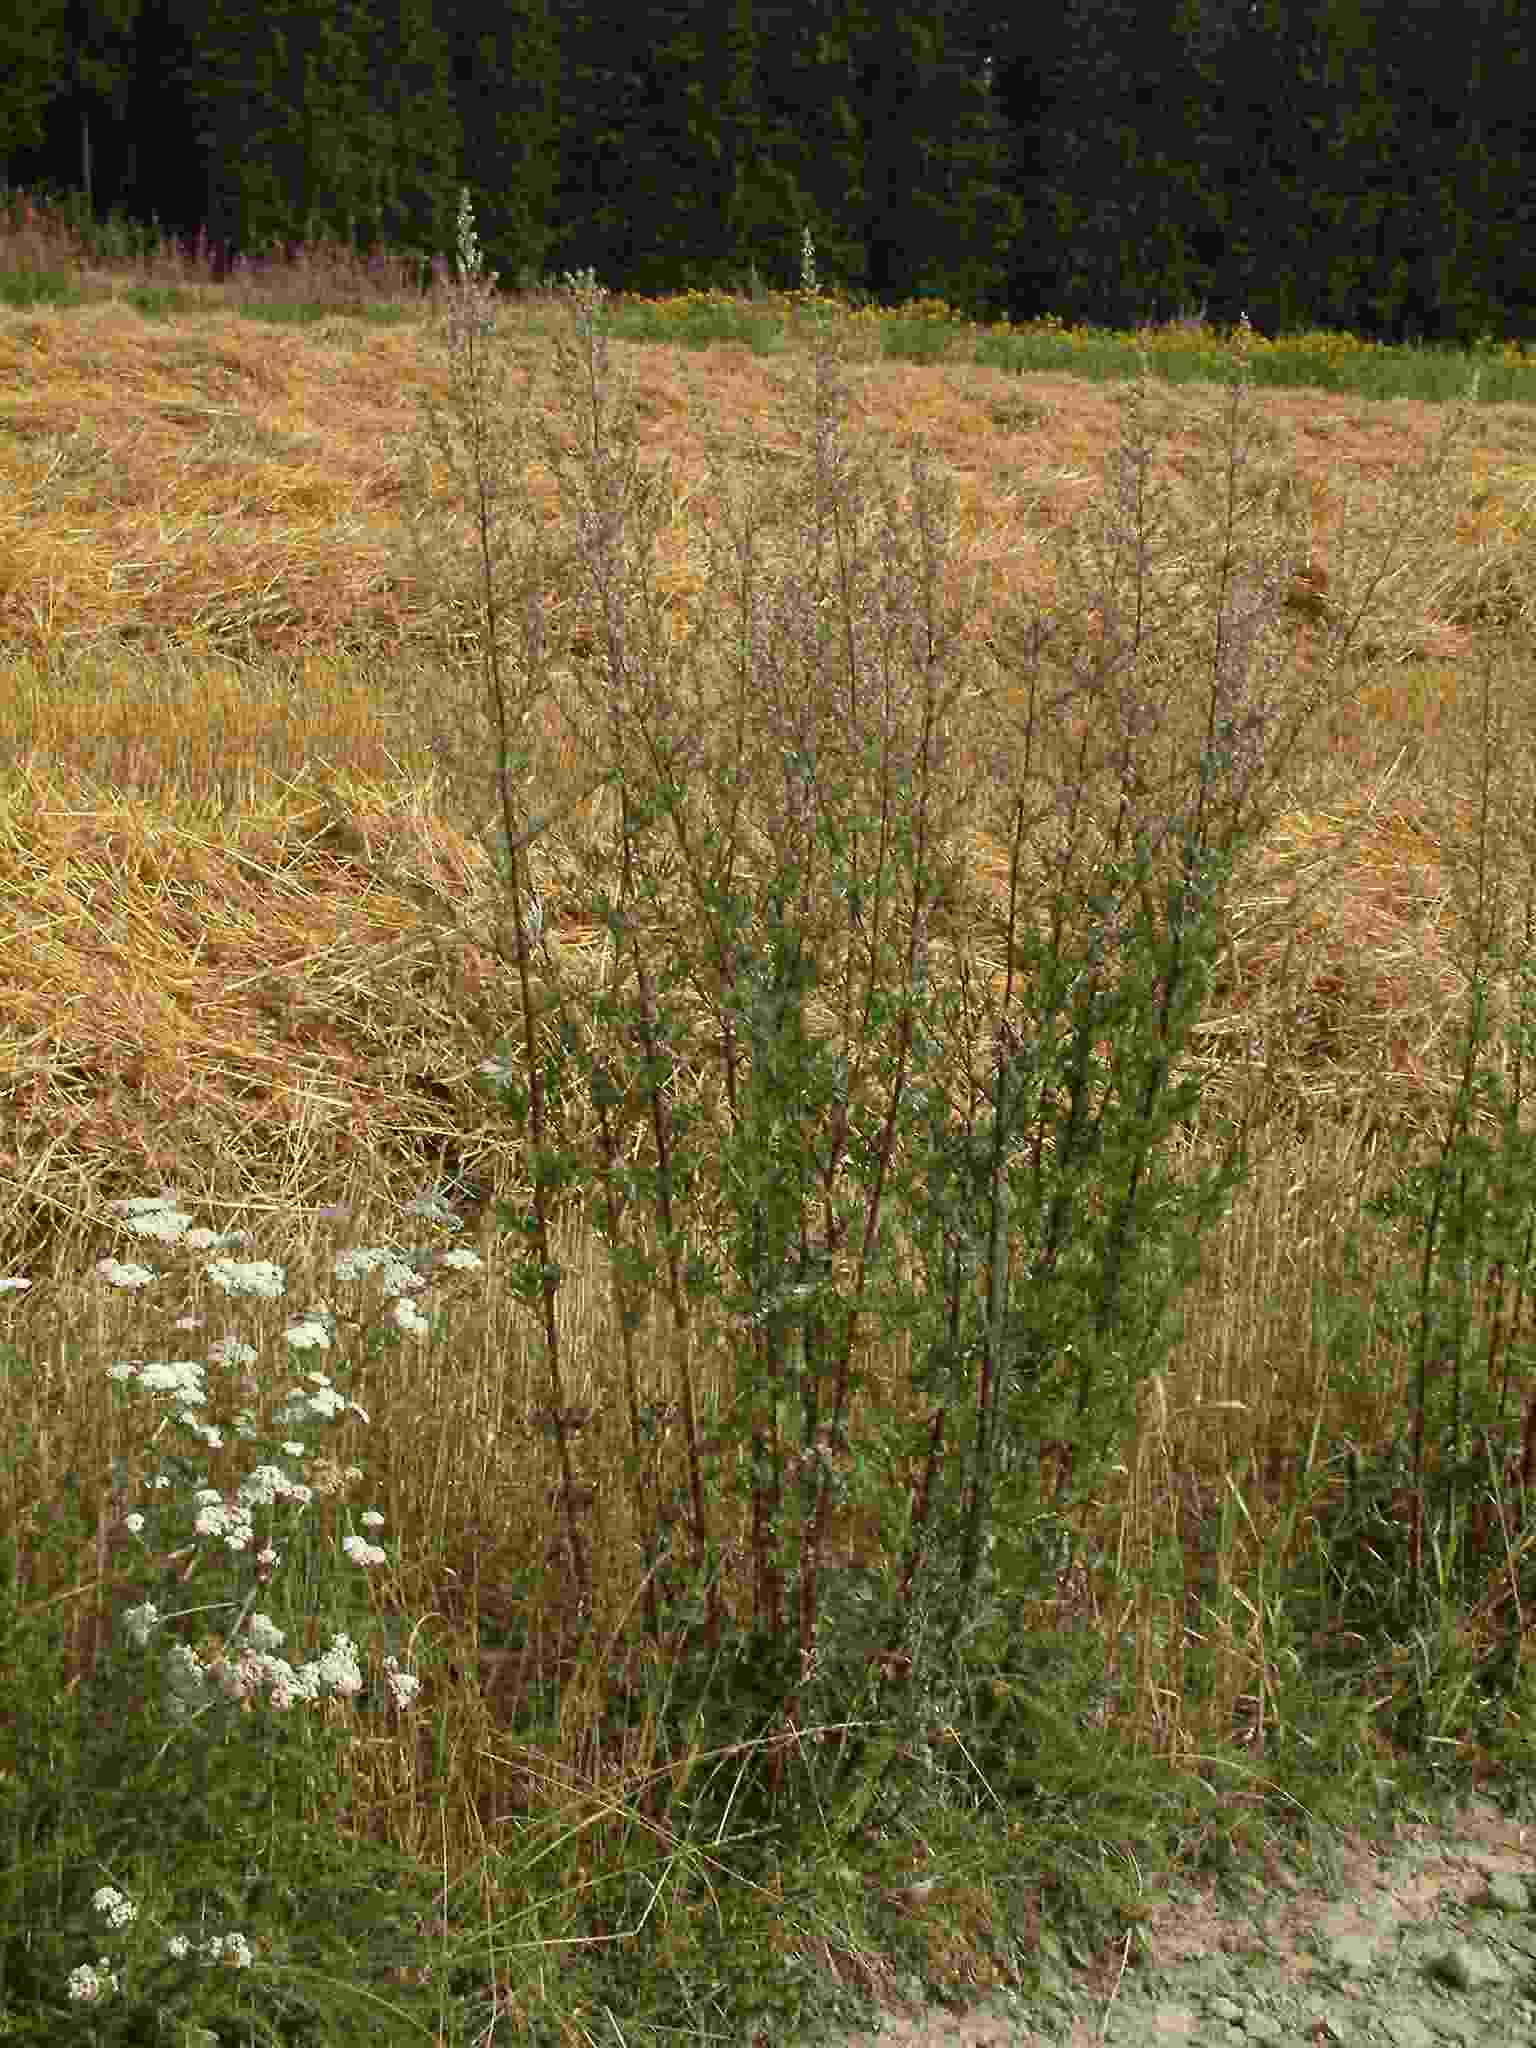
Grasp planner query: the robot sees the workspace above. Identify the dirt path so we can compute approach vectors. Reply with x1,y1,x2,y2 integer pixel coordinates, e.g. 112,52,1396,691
821,1799,1535,2047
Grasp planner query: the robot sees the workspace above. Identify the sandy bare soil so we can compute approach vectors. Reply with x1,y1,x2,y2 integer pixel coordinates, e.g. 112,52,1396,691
815,1798,1535,2048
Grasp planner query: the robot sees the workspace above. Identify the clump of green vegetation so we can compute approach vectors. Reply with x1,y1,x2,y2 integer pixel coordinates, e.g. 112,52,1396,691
6,177,1536,398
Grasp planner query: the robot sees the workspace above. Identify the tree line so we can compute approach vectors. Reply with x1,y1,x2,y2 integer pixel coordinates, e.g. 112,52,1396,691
1,0,1532,346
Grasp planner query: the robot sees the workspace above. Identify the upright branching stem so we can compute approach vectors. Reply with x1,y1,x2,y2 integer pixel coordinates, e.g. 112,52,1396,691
411,188,591,1607
619,795,717,1645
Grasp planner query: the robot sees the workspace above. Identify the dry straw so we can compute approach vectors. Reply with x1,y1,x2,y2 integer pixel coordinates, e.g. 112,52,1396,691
3,184,1535,2041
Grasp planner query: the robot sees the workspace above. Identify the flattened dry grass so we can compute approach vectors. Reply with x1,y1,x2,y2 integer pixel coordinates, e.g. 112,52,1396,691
2,277,1532,1665
2,286,1531,1211
6,235,1536,2041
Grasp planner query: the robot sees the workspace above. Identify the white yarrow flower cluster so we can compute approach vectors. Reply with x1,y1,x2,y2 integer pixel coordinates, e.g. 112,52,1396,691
191,1488,254,1550
272,1369,370,1429
65,1179,479,2006
151,1624,369,1719
91,1887,138,1930
383,1655,422,1710
166,1930,254,1968
66,1957,120,2003
245,1611,286,1653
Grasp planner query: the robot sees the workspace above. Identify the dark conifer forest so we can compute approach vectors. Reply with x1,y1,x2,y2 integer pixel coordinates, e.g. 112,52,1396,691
2,0,1533,344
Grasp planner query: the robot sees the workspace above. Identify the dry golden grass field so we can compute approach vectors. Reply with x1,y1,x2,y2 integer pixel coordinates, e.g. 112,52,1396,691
3,296,1533,1239
6,246,1536,2041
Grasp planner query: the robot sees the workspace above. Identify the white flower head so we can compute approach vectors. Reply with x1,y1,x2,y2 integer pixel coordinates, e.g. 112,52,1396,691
119,1201,195,1244
192,1490,254,1549
204,1257,285,1300
111,1358,207,1404
96,1258,158,1290
438,1245,483,1272
202,1931,254,1969
239,1464,312,1509
163,1642,210,1720
207,1334,259,1371
392,1296,431,1338
383,1656,421,1711
314,1634,364,1698
92,1886,138,1929
121,1601,161,1648
67,1958,120,2002
244,1611,287,1653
